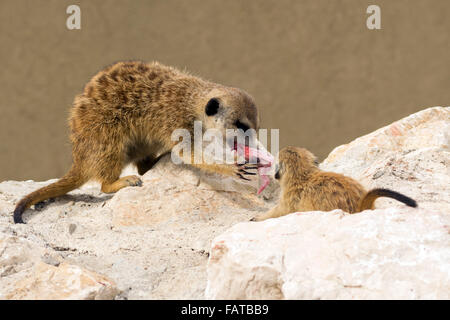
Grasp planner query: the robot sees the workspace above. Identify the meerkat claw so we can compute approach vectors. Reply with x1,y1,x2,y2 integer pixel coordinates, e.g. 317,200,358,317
237,163,259,172
238,169,257,175
130,177,143,187
236,173,251,181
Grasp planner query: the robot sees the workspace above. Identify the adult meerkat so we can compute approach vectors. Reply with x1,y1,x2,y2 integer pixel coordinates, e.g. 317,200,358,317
253,146,417,221
14,61,260,224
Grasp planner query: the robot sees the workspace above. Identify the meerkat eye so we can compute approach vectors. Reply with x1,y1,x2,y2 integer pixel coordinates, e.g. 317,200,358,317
235,120,250,132
205,98,220,116
274,163,281,180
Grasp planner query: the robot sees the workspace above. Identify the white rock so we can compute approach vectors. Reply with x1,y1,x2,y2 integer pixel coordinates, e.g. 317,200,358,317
0,234,119,300
321,106,449,174
320,106,450,211
3,261,119,300
107,155,265,227
206,208,450,299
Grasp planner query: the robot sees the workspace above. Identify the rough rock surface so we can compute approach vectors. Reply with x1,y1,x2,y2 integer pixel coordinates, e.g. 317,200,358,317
206,208,450,299
0,234,119,299
0,157,269,299
206,106,450,299
321,106,449,211
1,106,448,299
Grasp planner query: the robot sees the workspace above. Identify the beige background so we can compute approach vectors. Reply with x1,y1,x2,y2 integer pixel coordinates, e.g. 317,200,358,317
0,0,449,181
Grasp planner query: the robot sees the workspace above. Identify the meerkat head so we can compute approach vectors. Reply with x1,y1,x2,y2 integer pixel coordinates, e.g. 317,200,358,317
201,87,259,152
274,146,319,185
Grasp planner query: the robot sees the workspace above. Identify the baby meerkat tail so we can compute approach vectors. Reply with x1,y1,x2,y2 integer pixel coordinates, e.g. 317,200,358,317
358,188,417,212
13,166,86,224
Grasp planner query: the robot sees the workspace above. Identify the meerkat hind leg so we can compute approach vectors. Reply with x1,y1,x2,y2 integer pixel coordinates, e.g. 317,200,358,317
99,149,144,193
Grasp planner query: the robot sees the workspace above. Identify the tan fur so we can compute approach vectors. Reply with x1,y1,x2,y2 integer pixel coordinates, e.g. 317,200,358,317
14,61,259,223
254,146,417,221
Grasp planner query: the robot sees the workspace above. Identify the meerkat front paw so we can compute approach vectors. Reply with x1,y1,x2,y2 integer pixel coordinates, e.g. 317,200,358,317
235,163,258,181
101,175,143,193
123,175,143,187
251,206,283,221
250,215,265,222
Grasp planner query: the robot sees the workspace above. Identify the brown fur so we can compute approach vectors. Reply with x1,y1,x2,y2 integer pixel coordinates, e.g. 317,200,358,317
14,61,259,223
253,146,417,221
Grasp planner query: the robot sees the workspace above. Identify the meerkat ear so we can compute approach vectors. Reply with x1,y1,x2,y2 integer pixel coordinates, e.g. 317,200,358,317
205,98,220,116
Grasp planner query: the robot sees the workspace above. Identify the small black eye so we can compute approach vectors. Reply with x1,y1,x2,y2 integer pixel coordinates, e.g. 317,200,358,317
274,164,280,180
235,120,250,132
205,98,220,116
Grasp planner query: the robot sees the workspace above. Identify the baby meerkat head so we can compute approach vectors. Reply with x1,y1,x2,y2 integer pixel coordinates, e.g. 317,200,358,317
274,146,319,182
202,87,259,151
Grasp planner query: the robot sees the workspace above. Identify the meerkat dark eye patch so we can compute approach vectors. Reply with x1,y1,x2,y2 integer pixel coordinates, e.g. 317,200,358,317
235,120,250,132
205,98,220,116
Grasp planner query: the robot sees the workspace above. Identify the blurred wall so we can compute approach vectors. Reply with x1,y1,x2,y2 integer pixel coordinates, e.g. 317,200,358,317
0,0,449,181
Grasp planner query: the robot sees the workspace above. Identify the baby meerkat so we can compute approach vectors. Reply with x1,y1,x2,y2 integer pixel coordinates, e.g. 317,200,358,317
253,146,417,221
14,61,260,223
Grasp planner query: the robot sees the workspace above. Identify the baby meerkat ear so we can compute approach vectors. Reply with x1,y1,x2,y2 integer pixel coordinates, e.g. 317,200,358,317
205,98,220,116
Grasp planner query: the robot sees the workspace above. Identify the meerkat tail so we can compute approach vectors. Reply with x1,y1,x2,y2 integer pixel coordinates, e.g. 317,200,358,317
358,188,417,212
13,166,86,224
